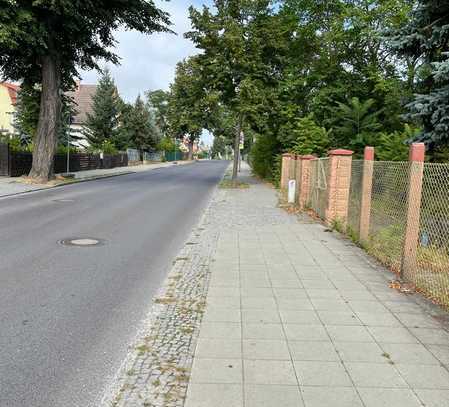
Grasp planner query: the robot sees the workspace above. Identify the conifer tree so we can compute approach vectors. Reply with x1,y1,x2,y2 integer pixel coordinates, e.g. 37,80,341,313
83,69,120,149
388,0,449,149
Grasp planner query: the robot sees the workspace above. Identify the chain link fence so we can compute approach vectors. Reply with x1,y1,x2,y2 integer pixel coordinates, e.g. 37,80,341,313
347,160,363,237
364,161,409,274
309,158,329,220
415,163,449,305
345,160,449,308
282,151,449,308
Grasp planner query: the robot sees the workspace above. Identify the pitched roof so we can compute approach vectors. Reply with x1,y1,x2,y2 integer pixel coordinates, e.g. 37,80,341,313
66,83,97,125
1,82,20,105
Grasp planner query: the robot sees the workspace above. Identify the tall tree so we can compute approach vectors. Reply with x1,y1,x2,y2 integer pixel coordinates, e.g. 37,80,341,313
147,89,170,137
168,56,219,160
330,97,383,154
0,1,170,181
121,95,159,156
388,0,449,151
83,69,120,148
186,0,279,179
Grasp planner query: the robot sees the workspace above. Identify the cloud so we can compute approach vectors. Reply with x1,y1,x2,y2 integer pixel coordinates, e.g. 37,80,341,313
80,1,215,146
81,1,206,102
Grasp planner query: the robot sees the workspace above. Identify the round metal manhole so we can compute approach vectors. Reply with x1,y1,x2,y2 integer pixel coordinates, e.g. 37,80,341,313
59,238,105,247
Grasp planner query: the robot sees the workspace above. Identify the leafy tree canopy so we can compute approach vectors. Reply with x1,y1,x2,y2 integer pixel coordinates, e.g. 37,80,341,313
0,0,171,180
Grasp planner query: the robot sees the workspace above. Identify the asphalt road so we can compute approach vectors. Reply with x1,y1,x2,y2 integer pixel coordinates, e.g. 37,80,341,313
0,161,228,407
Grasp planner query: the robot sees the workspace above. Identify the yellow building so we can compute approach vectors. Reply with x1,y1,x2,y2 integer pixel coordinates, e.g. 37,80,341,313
0,82,19,134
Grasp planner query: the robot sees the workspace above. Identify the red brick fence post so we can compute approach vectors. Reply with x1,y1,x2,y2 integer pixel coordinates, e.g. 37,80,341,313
359,147,375,242
325,149,353,226
401,143,425,280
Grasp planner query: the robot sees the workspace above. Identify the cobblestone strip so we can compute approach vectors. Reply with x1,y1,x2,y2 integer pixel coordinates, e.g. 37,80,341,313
102,189,224,407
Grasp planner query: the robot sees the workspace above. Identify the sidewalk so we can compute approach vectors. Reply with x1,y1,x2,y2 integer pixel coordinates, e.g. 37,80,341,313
0,161,191,198
185,163,449,407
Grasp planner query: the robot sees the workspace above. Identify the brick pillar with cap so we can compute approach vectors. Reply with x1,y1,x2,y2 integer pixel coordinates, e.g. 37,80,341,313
297,155,316,210
401,143,425,280
325,149,353,225
359,147,375,242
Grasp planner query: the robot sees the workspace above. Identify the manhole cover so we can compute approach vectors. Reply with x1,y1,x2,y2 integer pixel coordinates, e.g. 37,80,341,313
60,238,105,247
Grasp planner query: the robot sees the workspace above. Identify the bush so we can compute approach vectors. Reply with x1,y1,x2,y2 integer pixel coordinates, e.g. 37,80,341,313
56,145,79,155
1,135,33,152
288,115,330,157
157,136,176,152
249,134,281,182
374,125,418,161
101,140,118,154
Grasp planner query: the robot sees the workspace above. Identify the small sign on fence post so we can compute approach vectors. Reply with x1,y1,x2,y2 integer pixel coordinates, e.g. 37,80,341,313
288,180,296,204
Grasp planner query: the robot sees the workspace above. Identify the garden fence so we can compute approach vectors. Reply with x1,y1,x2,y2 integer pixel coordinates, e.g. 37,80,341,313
0,143,128,177
281,145,449,309
127,148,141,162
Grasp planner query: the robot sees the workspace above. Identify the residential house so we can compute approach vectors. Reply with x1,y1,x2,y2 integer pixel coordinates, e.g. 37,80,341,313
66,82,97,148
0,82,19,135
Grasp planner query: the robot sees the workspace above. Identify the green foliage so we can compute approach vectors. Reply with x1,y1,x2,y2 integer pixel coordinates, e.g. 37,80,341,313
83,69,120,148
287,115,330,156
330,97,382,155
119,95,159,152
374,125,420,161
147,90,170,136
13,84,40,140
3,135,33,152
211,135,230,159
13,85,77,146
186,0,283,177
375,132,408,162
0,1,171,87
0,0,171,178
168,56,219,146
101,140,118,154
249,134,281,182
157,136,176,152
56,144,79,155
388,0,449,150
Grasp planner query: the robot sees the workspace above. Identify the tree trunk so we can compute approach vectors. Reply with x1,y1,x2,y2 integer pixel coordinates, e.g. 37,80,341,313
188,139,194,160
29,55,62,182
232,114,242,181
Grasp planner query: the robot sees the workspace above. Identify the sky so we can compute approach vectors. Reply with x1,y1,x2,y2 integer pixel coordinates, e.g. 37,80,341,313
82,1,206,100
82,1,213,144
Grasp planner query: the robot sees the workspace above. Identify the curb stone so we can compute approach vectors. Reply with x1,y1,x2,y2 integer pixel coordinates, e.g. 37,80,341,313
102,165,230,407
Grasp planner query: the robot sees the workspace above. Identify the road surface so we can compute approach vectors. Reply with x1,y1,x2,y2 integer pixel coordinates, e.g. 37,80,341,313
0,161,228,407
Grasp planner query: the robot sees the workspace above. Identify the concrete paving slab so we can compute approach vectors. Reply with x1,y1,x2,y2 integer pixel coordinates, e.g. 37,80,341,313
182,163,449,407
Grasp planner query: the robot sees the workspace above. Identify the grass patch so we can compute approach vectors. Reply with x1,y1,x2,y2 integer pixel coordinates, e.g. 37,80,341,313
219,179,250,189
